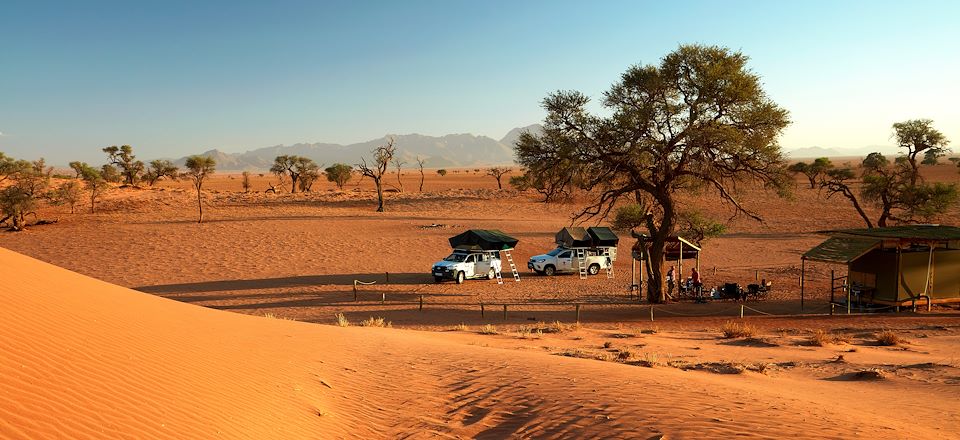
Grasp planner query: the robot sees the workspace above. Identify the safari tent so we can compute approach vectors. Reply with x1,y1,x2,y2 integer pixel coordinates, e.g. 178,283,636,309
801,225,960,306
449,229,519,252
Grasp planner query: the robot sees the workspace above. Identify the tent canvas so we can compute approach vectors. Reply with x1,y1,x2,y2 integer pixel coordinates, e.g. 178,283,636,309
449,229,519,251
587,227,619,247
555,227,592,248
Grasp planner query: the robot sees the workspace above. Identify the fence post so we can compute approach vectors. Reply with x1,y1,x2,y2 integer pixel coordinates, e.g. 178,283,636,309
649,305,654,322
419,294,423,311
386,272,390,284
382,291,386,305
480,303,485,318
503,304,507,320
740,304,744,318
575,304,581,323
353,281,358,302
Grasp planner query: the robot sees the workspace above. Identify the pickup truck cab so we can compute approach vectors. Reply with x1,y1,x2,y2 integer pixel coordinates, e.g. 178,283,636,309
528,247,612,276
432,250,502,284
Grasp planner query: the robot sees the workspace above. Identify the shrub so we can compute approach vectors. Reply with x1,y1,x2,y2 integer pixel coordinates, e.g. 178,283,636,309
360,316,391,328
721,321,757,339
478,324,498,335
436,169,447,176
875,330,903,346
453,323,469,332
809,329,850,346
334,313,350,327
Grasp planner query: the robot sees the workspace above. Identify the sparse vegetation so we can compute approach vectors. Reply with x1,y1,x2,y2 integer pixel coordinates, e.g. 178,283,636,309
357,138,396,212
478,324,498,335
142,159,179,186
334,313,350,327
80,166,109,213
102,145,144,186
241,171,252,192
324,163,353,190
453,323,469,332
436,169,447,176
721,321,758,339
416,156,426,192
0,156,51,230
875,330,904,346
182,155,216,223
485,167,509,189
360,316,391,327
809,329,850,346
271,155,319,193
50,180,83,214
788,157,833,188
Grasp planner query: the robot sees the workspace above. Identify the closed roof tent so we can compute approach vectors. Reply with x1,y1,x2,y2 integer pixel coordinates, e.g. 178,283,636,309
587,227,619,247
448,229,519,251
555,227,592,248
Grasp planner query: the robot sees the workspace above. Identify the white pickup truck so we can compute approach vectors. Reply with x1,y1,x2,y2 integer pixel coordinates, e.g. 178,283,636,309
527,247,614,276
432,250,502,284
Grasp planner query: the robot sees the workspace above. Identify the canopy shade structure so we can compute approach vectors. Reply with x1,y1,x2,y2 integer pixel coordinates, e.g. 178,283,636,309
822,225,960,242
630,235,701,261
449,229,519,251
802,237,882,264
587,227,619,247
556,227,592,248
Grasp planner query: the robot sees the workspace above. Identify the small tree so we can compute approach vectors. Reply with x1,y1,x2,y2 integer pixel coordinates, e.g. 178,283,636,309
788,157,833,188
296,158,321,192
68,161,88,178
241,171,252,192
416,156,426,192
436,169,447,176
892,119,950,186
922,149,943,165
100,164,121,183
183,156,216,223
51,180,84,214
143,160,179,186
80,166,109,213
102,145,144,185
357,138,395,212
486,167,510,189
820,167,874,228
0,157,50,230
391,157,406,192
324,163,353,190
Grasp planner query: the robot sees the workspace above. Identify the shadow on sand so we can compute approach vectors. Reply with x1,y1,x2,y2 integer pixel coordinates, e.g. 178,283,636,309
134,272,431,294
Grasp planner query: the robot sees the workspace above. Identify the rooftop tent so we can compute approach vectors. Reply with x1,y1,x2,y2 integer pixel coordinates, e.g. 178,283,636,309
448,229,519,252
587,227,619,247
556,227,592,248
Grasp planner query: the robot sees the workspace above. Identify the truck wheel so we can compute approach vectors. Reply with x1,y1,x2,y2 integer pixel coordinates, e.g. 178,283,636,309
456,271,465,284
544,265,556,276
434,276,443,283
487,268,496,280
588,264,601,275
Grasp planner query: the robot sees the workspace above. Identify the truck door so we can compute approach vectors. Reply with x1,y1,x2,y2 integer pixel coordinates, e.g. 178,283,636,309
463,254,476,278
475,253,491,275
558,250,573,271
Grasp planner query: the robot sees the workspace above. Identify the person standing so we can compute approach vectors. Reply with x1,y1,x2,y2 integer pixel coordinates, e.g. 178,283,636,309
691,267,703,302
666,266,676,297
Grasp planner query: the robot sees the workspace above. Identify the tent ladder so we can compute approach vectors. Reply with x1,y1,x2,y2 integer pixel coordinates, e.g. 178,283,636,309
577,248,588,279
603,247,615,279
504,250,521,282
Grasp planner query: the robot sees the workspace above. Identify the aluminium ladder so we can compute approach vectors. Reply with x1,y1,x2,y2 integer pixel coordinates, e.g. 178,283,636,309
498,250,521,283
576,248,588,279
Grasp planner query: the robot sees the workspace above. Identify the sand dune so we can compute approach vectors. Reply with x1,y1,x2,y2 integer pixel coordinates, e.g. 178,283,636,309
2,246,956,439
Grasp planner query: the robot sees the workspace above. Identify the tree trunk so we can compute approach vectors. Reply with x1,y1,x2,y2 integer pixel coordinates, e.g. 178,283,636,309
374,177,384,212
290,175,298,193
496,177,503,189
197,187,203,223
419,170,424,192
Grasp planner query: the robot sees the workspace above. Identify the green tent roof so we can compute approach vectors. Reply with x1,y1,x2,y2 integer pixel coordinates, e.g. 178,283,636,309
803,237,882,264
825,225,960,241
449,229,519,251
587,227,619,247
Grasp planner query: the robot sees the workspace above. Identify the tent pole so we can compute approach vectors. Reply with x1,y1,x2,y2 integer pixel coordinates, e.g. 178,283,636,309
896,245,903,308
800,258,805,312
679,241,684,292
631,257,637,298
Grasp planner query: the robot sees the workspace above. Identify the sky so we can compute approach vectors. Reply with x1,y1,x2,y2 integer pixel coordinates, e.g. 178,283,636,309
1,0,959,165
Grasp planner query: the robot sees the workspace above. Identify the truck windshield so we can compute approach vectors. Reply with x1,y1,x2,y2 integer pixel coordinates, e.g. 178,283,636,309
444,253,468,262
546,248,564,257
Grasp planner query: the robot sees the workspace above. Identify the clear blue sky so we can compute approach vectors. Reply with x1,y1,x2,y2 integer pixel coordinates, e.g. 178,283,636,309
1,0,958,164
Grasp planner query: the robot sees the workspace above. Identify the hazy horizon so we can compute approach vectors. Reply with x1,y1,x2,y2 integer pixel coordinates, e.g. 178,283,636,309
2,0,958,165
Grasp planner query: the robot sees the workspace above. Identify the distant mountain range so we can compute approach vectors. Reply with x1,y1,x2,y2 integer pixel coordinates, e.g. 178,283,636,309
172,125,543,171
784,145,901,159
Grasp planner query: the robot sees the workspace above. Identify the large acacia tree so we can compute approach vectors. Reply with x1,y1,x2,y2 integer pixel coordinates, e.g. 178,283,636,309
516,44,791,303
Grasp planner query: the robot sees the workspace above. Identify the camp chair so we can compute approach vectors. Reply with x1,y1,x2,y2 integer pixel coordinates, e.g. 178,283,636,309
722,283,742,301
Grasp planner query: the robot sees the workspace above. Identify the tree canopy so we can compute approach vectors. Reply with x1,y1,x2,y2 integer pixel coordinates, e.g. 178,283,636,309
515,44,790,302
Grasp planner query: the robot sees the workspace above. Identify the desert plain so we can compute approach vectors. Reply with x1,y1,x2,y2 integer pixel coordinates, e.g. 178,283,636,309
1,165,959,439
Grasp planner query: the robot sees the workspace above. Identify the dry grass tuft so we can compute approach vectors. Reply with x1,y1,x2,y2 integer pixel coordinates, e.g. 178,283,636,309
334,313,350,327
721,321,757,339
809,329,851,346
875,330,904,346
262,312,296,321
478,324,498,335
515,325,543,339
360,316,391,328
603,341,613,349
453,323,469,332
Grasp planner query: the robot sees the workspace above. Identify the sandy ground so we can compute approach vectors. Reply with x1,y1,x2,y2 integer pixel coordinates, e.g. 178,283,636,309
2,165,960,438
